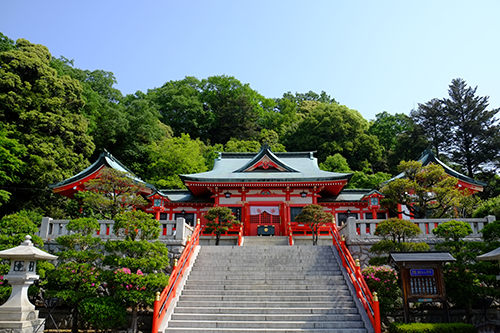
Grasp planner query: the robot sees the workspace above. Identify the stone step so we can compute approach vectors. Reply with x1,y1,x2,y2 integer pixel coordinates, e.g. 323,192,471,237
185,277,345,285
177,295,352,302
180,289,350,296
170,313,362,322
160,244,369,333
184,283,345,290
174,307,359,315
175,299,355,308
165,328,367,333
167,319,366,329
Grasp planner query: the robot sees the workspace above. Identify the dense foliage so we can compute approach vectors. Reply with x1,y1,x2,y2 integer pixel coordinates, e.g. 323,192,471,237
361,265,402,318
1,32,498,221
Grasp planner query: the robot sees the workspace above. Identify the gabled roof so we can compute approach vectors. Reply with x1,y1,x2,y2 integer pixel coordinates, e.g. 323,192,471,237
234,144,298,172
49,150,155,198
180,146,352,196
383,148,487,191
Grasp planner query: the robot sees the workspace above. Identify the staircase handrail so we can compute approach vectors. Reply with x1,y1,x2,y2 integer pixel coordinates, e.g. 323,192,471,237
330,226,381,333
237,222,243,246
152,221,201,333
288,222,293,245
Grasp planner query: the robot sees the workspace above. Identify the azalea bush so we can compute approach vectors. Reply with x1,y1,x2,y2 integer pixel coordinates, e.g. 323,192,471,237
362,265,402,317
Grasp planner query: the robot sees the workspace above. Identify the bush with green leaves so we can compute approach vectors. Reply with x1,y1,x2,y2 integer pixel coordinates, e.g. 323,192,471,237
369,240,429,265
473,195,500,220
388,322,477,333
370,218,427,264
374,218,422,243
432,220,473,242
361,265,402,317
79,297,127,331
480,220,500,242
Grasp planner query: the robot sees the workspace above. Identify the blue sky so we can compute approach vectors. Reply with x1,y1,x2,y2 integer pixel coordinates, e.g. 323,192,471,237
2,1,499,121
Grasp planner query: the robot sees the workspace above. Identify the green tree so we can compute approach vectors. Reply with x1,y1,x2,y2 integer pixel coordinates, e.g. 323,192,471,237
432,220,473,242
410,99,451,159
283,102,382,170
368,111,413,155
225,138,261,152
369,218,428,265
149,76,209,139
381,161,464,218
347,171,392,189
480,220,500,243
444,78,500,177
83,168,148,219
45,262,101,333
103,211,169,333
0,124,25,206
203,206,240,246
319,154,351,173
199,75,273,144
0,39,95,215
146,133,208,189
54,217,103,264
473,196,500,220
294,204,334,245
0,32,15,52
374,218,422,243
112,210,160,241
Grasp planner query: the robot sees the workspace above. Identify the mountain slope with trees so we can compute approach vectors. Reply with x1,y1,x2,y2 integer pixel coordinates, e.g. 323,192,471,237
1,33,498,219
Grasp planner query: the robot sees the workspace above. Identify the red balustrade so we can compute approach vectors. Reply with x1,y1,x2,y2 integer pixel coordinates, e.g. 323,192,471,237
330,226,381,333
151,222,201,333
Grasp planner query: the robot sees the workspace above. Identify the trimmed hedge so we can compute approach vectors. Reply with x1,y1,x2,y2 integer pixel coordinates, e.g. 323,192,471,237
388,322,477,333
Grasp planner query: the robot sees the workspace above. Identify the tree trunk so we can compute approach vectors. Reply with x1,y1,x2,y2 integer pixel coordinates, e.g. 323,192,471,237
129,304,138,333
215,232,220,245
71,307,79,333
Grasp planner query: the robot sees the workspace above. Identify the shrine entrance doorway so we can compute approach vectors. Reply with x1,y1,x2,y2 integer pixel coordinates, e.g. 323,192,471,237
248,206,281,236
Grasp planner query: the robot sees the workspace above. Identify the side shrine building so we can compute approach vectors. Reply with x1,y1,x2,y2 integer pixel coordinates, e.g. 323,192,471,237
49,146,487,237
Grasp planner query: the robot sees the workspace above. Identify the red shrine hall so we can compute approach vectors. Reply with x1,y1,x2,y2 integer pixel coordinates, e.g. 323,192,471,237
49,146,486,237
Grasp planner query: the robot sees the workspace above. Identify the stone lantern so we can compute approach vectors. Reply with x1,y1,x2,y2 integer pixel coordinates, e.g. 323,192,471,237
0,235,58,333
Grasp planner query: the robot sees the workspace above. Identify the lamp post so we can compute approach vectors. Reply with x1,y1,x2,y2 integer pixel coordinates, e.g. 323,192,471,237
0,235,58,332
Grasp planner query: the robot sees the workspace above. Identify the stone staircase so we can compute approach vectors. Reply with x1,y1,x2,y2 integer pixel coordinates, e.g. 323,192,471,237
163,242,372,332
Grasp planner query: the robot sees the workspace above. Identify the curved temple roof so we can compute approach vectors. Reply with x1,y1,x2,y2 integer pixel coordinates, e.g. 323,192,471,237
49,150,155,198
180,146,352,196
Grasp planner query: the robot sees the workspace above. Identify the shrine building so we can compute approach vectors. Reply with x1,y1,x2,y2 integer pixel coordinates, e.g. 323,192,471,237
49,146,486,237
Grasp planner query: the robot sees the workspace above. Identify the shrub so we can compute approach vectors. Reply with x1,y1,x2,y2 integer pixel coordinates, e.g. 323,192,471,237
388,322,477,333
375,218,422,243
361,265,402,316
480,220,500,243
473,196,500,220
79,297,127,330
432,220,473,242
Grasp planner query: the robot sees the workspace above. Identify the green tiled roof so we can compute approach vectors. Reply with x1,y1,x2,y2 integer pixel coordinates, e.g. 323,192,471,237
49,150,155,191
180,147,351,183
383,149,488,187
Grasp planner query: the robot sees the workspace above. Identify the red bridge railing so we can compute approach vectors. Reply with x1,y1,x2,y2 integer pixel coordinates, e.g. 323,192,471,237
330,226,381,333
152,221,201,333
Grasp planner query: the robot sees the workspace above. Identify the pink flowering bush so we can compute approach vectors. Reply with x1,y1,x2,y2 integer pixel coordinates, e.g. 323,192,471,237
362,265,402,316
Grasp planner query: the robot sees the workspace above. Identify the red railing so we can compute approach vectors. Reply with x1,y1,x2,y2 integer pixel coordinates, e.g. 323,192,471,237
287,222,293,245
237,222,243,246
289,222,334,236
330,226,381,333
151,222,201,333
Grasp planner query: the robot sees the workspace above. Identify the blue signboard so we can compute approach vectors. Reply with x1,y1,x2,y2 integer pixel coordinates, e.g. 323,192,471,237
410,269,434,277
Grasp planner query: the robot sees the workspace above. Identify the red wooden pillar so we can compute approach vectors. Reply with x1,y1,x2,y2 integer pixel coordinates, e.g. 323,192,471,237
244,202,250,236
